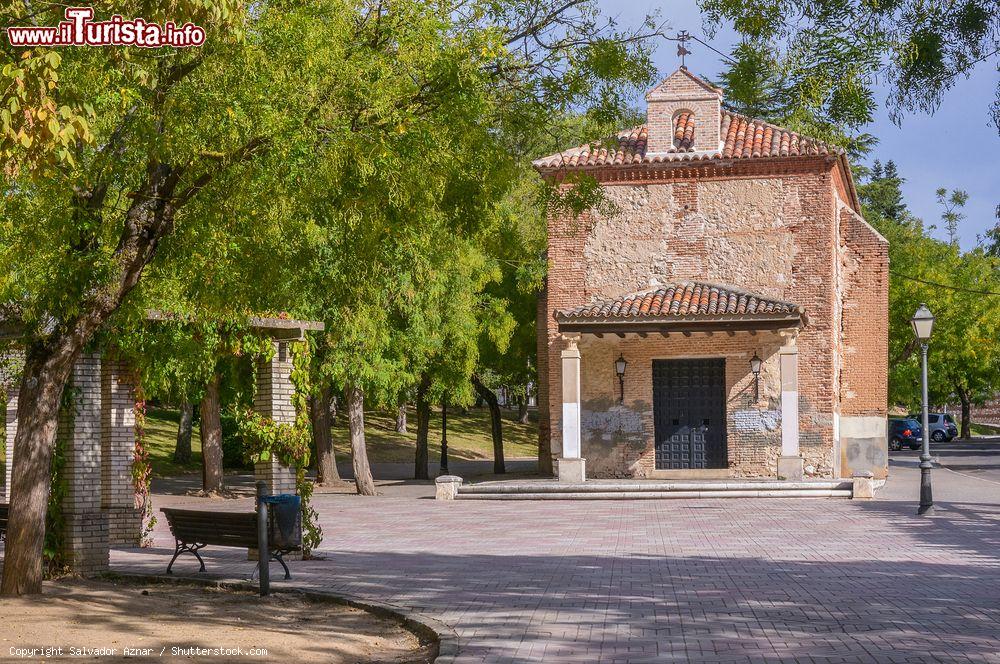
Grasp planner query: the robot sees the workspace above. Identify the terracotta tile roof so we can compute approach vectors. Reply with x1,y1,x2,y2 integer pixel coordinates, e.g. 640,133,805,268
556,282,803,322
533,111,841,169
673,111,695,149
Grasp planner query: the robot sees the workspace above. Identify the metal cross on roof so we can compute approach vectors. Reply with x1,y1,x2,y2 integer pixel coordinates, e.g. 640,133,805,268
676,30,692,68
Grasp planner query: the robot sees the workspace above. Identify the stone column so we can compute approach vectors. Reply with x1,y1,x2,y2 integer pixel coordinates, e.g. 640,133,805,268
777,341,804,480
253,341,297,495
61,352,110,575
558,336,586,482
101,358,141,545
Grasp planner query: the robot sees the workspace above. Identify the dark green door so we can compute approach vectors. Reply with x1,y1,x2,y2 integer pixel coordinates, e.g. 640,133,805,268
653,358,727,469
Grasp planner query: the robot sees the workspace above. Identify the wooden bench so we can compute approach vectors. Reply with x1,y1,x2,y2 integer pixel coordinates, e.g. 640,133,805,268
160,507,300,579
0,503,8,541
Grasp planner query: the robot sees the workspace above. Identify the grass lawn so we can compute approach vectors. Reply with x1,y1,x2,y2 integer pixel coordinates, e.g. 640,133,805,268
969,422,1000,437
143,405,538,476
331,406,538,464
143,406,203,477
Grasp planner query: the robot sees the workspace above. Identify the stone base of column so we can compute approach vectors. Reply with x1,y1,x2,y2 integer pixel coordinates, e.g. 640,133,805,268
776,455,804,481
558,458,586,483
62,510,110,576
852,472,876,499
254,459,297,495
107,506,143,546
435,475,463,500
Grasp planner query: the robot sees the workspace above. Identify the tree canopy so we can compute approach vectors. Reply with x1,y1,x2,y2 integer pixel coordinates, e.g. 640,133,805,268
700,0,1000,135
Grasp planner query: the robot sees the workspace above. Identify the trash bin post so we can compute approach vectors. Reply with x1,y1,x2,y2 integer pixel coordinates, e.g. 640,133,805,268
256,480,270,597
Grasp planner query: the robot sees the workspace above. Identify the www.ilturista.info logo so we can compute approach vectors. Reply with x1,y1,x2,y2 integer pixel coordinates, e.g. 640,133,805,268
6,7,205,48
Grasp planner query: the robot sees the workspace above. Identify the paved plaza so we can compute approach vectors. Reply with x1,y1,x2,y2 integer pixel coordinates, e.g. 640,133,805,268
113,458,1000,663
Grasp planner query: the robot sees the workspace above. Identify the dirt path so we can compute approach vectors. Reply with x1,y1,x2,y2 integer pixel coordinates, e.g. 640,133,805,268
0,579,435,663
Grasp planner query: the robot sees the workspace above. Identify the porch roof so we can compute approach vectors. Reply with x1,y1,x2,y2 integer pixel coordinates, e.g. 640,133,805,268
555,282,805,334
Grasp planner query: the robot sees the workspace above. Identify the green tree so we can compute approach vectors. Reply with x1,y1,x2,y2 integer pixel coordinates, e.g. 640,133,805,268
714,40,877,157
701,0,1000,132
936,187,969,247
862,160,908,224
860,164,1000,435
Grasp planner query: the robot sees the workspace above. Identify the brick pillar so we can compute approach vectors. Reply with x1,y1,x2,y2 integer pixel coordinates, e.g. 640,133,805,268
2,349,23,501
558,336,586,482
61,352,109,575
253,341,297,495
777,341,804,481
4,386,17,502
101,358,141,545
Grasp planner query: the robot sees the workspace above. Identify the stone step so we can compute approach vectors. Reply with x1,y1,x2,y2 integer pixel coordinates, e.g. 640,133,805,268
456,488,853,500
458,480,852,495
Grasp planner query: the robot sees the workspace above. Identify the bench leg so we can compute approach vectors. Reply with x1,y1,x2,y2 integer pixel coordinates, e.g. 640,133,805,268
166,541,206,574
272,551,291,580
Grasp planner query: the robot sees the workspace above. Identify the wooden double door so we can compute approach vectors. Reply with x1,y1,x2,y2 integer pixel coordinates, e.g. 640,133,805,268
653,358,727,470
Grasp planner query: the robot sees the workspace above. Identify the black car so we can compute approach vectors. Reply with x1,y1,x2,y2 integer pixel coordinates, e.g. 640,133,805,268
888,418,923,451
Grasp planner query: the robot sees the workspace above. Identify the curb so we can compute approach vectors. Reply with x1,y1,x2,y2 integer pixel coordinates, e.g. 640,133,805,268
108,572,461,663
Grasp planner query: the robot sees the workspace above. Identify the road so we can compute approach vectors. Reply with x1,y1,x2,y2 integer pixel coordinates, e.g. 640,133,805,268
890,436,1000,485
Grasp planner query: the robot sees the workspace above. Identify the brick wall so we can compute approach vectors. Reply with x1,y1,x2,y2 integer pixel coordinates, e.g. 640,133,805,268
577,333,791,477
539,157,861,478
536,274,553,474
836,203,890,477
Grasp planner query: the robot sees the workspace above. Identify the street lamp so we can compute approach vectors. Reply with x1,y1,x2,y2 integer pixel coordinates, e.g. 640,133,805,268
911,303,935,516
614,354,627,404
749,352,762,402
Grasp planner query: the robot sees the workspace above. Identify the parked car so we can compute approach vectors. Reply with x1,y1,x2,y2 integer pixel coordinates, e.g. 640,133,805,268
909,412,959,442
888,418,923,451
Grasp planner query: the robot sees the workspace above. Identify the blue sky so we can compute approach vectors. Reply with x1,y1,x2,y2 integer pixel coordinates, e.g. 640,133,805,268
599,1,999,250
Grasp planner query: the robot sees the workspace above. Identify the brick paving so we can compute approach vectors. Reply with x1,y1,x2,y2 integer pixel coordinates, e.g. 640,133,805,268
113,466,1000,663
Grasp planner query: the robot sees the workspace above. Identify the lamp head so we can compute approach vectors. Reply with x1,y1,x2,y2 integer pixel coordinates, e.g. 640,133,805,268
910,303,935,341
614,353,627,377
749,352,762,375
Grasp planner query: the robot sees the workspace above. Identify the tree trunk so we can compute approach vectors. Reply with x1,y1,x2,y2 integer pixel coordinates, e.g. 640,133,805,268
517,400,529,424
440,399,449,475
958,388,972,439
472,375,505,474
200,376,224,493
1,120,258,597
346,383,376,496
173,401,194,464
1,345,79,596
311,386,339,484
395,404,408,433
414,374,431,480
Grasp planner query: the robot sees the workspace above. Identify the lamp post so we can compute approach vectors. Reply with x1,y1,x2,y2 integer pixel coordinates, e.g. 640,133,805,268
614,354,627,404
911,304,935,516
749,352,762,402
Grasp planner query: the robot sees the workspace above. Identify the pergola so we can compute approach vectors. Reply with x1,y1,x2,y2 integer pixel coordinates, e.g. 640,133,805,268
2,314,323,575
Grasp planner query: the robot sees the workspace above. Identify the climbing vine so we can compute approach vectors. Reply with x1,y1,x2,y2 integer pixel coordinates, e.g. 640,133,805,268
235,338,322,555
43,386,74,577
132,391,155,546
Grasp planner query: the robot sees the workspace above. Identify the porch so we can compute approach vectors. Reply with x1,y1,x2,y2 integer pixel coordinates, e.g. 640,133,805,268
550,282,813,483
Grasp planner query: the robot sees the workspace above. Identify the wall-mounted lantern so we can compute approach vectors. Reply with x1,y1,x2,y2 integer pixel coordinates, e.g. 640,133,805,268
614,353,628,404
749,351,762,401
